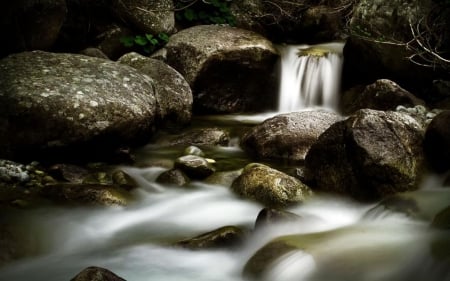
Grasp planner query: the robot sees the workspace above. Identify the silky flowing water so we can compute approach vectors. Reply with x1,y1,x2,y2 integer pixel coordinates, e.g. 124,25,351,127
1,43,449,281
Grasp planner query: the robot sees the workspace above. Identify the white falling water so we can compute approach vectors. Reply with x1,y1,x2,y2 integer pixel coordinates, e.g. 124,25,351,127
277,42,344,112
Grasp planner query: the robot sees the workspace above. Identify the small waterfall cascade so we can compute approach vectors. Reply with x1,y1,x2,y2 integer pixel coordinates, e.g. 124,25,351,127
277,42,344,112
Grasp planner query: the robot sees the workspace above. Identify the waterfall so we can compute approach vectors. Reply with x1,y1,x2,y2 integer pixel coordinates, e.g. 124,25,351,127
277,42,344,112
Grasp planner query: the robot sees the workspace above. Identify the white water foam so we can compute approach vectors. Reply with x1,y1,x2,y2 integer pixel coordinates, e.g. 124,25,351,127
277,42,344,113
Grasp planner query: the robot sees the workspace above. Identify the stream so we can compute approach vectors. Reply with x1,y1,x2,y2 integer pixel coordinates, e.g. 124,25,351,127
0,43,449,281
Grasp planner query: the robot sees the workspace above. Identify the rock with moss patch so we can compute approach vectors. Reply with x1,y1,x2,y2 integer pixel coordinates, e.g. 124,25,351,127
174,155,215,180
231,163,312,207
156,169,190,187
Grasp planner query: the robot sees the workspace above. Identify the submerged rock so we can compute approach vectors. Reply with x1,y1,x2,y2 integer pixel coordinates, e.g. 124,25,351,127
155,25,278,113
156,168,190,187
254,208,302,230
71,266,126,281
175,225,246,250
305,109,426,201
0,51,158,162
240,110,342,161
231,163,312,207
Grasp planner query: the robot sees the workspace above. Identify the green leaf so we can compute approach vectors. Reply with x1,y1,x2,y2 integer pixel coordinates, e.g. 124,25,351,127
134,35,148,46
145,34,154,41
120,36,135,47
184,8,197,21
149,38,159,46
158,33,170,42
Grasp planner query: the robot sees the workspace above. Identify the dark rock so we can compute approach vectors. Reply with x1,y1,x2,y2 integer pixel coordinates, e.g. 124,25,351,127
431,206,450,229
111,0,175,35
342,79,426,115
48,164,89,183
231,163,312,207
255,208,302,229
79,48,110,59
0,1,67,57
305,109,426,201
70,266,126,281
174,155,215,180
95,24,135,60
240,110,342,161
424,111,450,172
155,169,190,187
175,226,246,250
155,25,278,114
111,170,138,190
0,51,158,162
166,128,230,147
40,183,130,206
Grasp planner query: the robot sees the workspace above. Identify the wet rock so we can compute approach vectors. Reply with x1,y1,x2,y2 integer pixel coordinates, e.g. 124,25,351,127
305,109,426,201
183,146,205,157
0,1,67,57
111,0,174,35
156,169,190,187
255,208,302,230
175,226,246,250
342,79,426,115
71,266,126,281
0,51,158,162
424,111,450,172
48,164,90,184
431,206,450,230
240,110,342,161
166,128,230,147
155,25,278,114
231,163,312,207
41,183,130,206
0,160,30,184
204,170,242,187
95,24,135,60
111,170,138,190
174,155,215,180
118,52,192,128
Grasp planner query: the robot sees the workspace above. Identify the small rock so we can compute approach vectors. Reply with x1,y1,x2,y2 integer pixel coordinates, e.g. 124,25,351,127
70,266,126,281
174,155,215,179
175,226,246,250
155,169,190,186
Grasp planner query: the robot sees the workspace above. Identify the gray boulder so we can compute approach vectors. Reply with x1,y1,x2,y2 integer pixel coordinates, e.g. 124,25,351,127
71,266,126,281
164,127,230,147
0,51,158,161
154,25,279,114
156,168,190,187
240,110,342,161
111,0,174,35
231,163,312,207
342,79,426,115
305,109,426,201
118,52,193,128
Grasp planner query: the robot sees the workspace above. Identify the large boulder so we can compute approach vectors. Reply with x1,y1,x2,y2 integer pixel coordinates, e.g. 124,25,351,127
118,52,193,128
341,79,426,115
154,25,279,114
231,163,312,207
111,0,175,35
71,266,126,281
240,110,342,161
423,110,450,172
0,0,67,57
0,51,158,162
305,109,426,201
